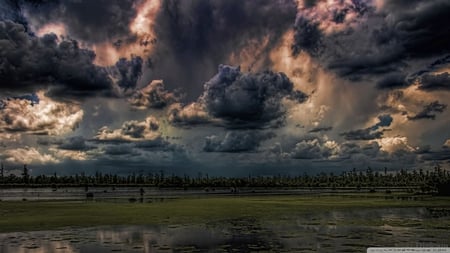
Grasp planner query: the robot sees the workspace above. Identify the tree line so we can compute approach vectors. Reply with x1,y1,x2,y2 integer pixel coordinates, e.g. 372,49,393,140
0,164,449,194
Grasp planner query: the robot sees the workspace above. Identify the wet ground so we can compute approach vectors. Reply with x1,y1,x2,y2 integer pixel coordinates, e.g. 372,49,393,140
1,207,449,253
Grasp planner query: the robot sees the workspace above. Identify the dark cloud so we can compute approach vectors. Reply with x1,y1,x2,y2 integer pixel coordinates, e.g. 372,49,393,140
148,0,297,99
129,80,179,109
36,137,63,146
420,149,450,161
134,138,180,152
0,21,142,98
103,144,139,156
290,138,338,159
339,141,382,160
407,55,450,83
201,65,307,128
0,0,28,26
114,56,143,90
22,0,138,43
292,0,450,80
370,114,393,130
376,73,408,89
418,72,450,91
291,16,322,56
407,101,447,121
58,136,94,151
309,126,332,133
341,114,392,140
203,131,275,153
340,128,384,141
387,0,450,58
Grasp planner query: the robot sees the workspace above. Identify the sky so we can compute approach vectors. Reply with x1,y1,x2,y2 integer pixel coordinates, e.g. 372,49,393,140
0,0,450,176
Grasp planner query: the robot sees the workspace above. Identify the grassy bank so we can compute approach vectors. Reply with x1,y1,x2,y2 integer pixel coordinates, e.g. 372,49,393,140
1,194,449,233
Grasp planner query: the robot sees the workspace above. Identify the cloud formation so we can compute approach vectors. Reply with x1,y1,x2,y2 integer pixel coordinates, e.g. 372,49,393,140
146,0,297,98
129,80,178,109
168,102,211,126
0,20,143,99
22,0,139,44
201,65,307,128
4,147,58,165
203,131,275,153
407,101,447,120
290,138,339,159
418,73,450,91
292,0,450,81
95,116,160,142
58,136,94,151
341,114,393,140
0,92,83,135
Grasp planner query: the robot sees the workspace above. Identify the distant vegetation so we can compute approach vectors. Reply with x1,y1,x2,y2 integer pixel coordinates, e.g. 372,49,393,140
1,165,449,195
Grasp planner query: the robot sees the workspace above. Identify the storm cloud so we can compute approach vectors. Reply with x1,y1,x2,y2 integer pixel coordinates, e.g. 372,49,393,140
418,73,450,91
0,20,143,98
1,0,450,174
201,65,307,128
22,0,139,43
291,0,450,80
147,0,298,98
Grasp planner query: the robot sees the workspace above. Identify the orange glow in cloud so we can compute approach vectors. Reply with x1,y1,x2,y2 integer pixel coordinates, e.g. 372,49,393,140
296,0,372,34
36,23,66,37
93,0,160,66
130,0,160,37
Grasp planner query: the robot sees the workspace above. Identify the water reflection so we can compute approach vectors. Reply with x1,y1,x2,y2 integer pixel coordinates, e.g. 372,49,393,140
0,207,449,252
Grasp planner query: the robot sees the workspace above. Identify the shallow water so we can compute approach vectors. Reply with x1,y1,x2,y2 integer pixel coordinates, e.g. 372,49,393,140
1,207,449,252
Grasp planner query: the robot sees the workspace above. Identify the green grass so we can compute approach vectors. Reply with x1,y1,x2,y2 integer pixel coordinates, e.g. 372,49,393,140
0,194,449,233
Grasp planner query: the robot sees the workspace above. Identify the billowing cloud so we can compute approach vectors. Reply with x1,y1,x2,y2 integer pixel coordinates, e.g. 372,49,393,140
129,80,179,109
292,0,450,81
168,102,211,126
377,136,414,153
203,131,275,153
0,92,83,135
146,0,297,98
0,0,449,172
201,65,307,128
4,147,58,165
407,101,447,121
339,141,381,160
0,20,143,98
113,56,144,91
95,116,160,142
290,137,339,159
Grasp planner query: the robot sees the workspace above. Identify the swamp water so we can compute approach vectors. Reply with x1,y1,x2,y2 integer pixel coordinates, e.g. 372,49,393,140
0,207,449,253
